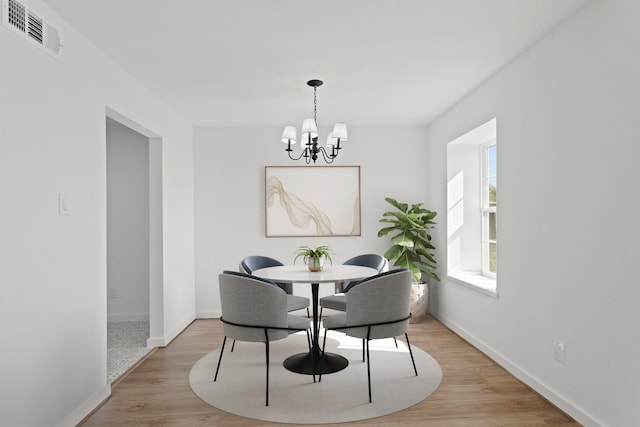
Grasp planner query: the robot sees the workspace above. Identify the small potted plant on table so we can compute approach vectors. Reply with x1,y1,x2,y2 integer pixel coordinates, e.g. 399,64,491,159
378,197,440,323
294,245,333,272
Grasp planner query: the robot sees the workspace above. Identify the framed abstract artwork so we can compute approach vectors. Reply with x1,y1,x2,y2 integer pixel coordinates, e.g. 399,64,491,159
265,166,361,237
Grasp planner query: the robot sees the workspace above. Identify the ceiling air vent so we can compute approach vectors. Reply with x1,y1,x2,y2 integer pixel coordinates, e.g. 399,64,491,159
2,0,63,59
27,10,42,44
7,0,24,31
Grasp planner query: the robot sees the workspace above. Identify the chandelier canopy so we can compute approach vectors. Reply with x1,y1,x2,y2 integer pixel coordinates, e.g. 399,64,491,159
281,79,347,164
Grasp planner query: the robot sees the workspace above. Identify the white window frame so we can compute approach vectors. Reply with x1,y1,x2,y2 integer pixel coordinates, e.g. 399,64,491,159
481,142,496,278
446,118,498,297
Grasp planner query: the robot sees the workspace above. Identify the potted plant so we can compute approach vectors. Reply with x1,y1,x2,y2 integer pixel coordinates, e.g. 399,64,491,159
378,197,440,322
294,245,333,272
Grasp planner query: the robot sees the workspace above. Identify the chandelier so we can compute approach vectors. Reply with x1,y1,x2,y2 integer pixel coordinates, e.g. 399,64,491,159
281,79,347,164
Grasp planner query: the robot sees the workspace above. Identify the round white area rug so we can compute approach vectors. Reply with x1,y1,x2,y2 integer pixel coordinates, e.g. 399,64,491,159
189,331,442,424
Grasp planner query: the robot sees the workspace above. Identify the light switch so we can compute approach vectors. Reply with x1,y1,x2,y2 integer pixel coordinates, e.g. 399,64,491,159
58,193,72,215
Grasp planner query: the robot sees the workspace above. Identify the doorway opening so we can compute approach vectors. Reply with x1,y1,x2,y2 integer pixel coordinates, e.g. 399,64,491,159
106,110,163,383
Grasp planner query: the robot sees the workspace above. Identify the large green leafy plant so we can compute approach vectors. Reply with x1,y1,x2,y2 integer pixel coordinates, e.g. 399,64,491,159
378,197,440,283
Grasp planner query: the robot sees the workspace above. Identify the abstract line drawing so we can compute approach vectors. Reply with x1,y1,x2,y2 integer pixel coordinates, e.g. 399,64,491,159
265,166,361,237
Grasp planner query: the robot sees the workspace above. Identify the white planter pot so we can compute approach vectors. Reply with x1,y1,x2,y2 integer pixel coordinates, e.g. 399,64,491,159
307,258,324,272
409,282,429,324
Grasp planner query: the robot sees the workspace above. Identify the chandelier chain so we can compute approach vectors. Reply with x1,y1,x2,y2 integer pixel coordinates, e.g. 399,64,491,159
313,86,318,127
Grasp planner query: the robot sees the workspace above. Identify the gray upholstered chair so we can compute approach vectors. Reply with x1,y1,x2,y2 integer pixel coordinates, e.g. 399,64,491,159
319,254,388,317
214,271,312,406
240,255,310,315
320,269,418,403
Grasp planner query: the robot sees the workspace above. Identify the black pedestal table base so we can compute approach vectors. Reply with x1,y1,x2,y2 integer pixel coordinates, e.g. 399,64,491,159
284,281,349,375
250,266,377,377
283,351,348,375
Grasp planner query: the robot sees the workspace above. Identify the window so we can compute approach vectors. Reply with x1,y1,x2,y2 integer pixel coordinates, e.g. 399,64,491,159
446,118,497,296
482,144,497,277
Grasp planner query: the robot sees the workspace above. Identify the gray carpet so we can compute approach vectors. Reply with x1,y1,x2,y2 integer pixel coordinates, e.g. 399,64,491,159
189,330,442,424
107,321,151,384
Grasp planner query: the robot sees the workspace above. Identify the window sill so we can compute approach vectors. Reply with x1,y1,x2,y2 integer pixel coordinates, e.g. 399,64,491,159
448,271,498,298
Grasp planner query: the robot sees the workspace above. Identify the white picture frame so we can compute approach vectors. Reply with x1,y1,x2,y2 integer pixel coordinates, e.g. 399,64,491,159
265,166,361,237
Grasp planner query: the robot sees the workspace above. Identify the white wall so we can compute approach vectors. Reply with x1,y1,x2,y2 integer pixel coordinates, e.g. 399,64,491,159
447,143,482,272
194,126,431,317
0,1,195,425
426,0,640,426
106,118,150,321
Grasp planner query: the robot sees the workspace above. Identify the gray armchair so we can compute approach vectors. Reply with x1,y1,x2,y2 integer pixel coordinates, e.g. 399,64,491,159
240,255,310,315
320,268,418,403
214,271,312,406
319,253,388,317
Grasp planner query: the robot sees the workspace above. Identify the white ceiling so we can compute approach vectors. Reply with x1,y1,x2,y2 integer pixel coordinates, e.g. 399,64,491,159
42,0,589,127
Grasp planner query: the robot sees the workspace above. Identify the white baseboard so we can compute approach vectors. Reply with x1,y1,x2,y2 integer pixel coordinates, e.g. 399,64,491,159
147,312,195,348
196,310,221,319
60,314,196,424
55,383,110,427
107,313,149,322
146,336,166,348
430,311,604,427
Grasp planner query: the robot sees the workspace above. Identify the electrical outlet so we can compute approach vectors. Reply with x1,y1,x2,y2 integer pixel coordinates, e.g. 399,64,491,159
554,339,566,364
108,287,117,299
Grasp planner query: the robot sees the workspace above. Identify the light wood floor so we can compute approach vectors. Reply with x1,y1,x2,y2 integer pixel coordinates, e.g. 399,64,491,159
81,316,578,426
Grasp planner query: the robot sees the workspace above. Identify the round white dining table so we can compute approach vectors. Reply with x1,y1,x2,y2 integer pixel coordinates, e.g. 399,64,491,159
252,265,377,376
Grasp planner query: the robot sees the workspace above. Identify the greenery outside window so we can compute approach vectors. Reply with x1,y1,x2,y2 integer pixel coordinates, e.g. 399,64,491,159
482,144,497,277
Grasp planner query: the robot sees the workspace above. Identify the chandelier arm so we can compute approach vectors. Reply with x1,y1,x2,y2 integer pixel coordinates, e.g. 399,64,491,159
317,146,337,164
287,147,310,162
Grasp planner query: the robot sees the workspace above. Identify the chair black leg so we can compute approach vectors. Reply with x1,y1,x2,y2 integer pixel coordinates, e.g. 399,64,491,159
362,338,365,362
405,333,418,376
265,341,270,406
319,306,323,319
394,337,398,348
214,336,227,381
307,307,310,318
366,338,372,403
319,330,328,383
231,339,236,352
